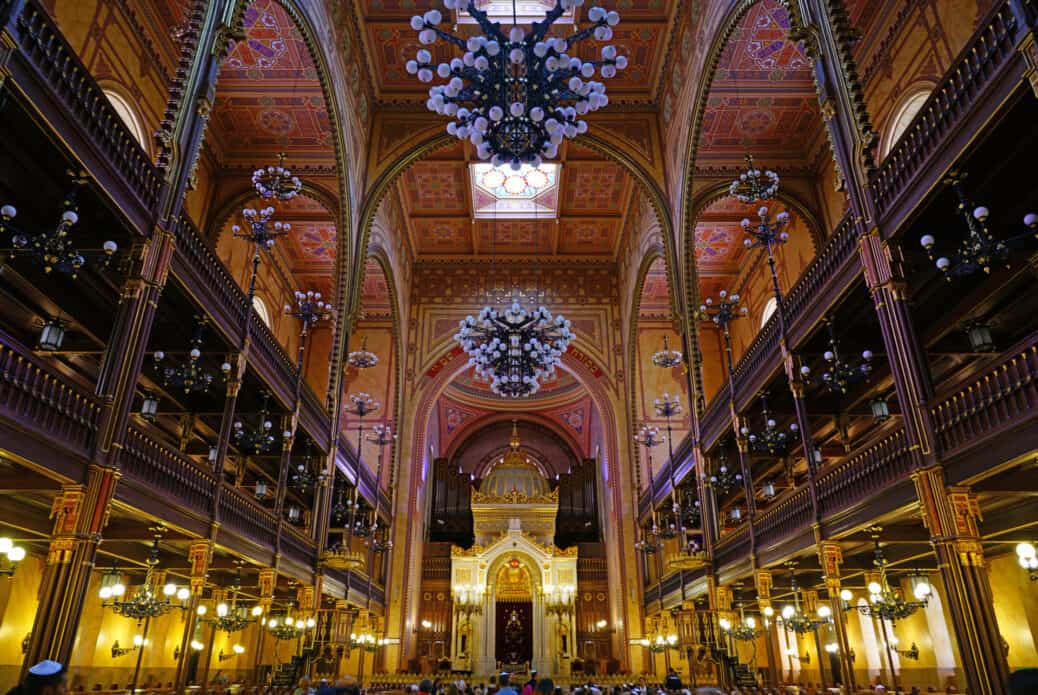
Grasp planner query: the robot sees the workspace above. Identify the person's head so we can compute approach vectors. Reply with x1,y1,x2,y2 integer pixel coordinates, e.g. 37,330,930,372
447,685,460,695
420,681,434,695
16,664,69,695
873,687,887,695
1009,669,1038,695
299,679,311,691
499,675,510,689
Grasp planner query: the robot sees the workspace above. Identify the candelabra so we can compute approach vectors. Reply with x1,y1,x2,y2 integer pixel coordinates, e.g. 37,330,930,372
111,636,145,658
920,173,1037,279
153,318,231,395
740,393,797,456
233,392,279,455
646,634,679,653
232,206,289,304
719,603,762,642
266,610,316,640
0,177,117,277
633,424,663,556
101,529,190,621
889,637,920,661
845,527,931,623
252,153,302,202
803,318,873,395
542,584,575,617
453,584,485,616
217,644,246,661
285,290,333,339
653,393,687,545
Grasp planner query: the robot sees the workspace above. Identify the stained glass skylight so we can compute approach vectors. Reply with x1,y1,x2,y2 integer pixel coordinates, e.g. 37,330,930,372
470,162,561,219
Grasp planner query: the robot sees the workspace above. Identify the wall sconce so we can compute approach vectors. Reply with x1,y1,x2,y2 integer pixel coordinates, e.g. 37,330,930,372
889,636,920,661
0,537,27,576
21,633,30,654
217,644,245,661
112,635,145,658
140,393,159,421
964,320,995,353
1016,542,1038,580
38,319,67,351
173,640,205,660
785,647,809,664
870,397,890,422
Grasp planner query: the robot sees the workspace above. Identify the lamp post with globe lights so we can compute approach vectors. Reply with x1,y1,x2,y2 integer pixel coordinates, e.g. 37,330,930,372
634,425,666,599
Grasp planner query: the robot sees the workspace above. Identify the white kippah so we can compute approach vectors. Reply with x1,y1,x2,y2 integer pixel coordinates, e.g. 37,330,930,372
28,660,63,677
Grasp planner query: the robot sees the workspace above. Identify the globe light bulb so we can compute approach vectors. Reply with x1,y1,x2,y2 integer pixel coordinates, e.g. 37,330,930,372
99,587,112,599
817,605,831,618
719,618,731,631
781,605,795,619
217,603,229,617
840,589,853,601
176,587,190,600
112,582,126,597
868,581,883,595
745,616,756,629
252,605,264,617
0,538,11,554
197,605,207,616
132,635,144,647
163,583,177,596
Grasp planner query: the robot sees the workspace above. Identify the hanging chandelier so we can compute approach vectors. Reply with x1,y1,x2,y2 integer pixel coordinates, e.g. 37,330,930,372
708,446,743,496
266,609,316,641
347,336,379,369
920,173,1037,278
845,527,931,623
1,180,117,277
740,393,798,456
777,567,829,635
803,317,873,395
101,531,190,621
198,566,263,633
455,302,573,398
284,290,333,335
233,392,279,455
651,335,683,369
719,602,762,642
729,154,780,203
290,442,326,493
252,153,302,202
634,424,662,555
153,318,231,395
407,0,627,167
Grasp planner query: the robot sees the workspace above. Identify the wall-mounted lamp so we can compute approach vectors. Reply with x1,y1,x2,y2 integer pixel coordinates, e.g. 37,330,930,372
38,319,67,351
112,635,146,658
140,393,159,421
889,636,920,661
173,640,205,660
217,644,245,661
0,537,27,576
785,647,809,664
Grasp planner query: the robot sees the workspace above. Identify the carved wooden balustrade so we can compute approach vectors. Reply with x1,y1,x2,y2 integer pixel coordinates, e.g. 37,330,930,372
869,0,1035,234
0,0,161,235
0,333,100,461
932,329,1038,458
169,216,331,447
815,427,913,518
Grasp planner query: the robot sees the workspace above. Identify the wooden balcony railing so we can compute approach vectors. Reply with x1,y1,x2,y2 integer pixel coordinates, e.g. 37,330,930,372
931,329,1038,457
816,427,913,517
869,0,1029,230
712,524,751,571
169,216,331,445
0,335,100,458
751,486,813,553
1,0,161,233
219,482,279,551
121,426,216,514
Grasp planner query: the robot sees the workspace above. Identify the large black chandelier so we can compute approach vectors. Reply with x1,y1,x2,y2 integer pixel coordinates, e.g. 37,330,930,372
454,302,574,398
199,566,263,633
252,153,302,202
153,318,231,395
804,317,873,395
920,173,1037,279
233,392,279,455
708,445,743,496
740,393,798,456
845,527,931,623
266,608,316,641
290,442,326,493
777,566,829,635
101,530,190,621
407,0,627,166
1,179,117,277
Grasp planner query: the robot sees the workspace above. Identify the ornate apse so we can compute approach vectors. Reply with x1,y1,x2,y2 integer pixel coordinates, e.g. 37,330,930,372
449,425,578,677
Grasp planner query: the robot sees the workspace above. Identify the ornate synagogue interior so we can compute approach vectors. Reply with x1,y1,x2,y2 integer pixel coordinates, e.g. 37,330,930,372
0,0,1037,693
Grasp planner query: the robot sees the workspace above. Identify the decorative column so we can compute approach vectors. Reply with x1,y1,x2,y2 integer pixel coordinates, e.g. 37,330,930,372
818,541,856,692
209,353,243,531
914,473,1009,694
253,568,277,676
94,233,175,466
755,570,780,688
22,472,119,671
174,540,213,692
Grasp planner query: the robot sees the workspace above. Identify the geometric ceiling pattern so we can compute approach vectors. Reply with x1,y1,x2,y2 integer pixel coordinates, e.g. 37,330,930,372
396,140,634,261
209,0,334,168
698,0,821,168
355,2,675,105
275,193,338,296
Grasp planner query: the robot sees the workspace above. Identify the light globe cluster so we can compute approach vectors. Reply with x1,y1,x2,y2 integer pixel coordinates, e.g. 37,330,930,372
454,302,574,398
407,1,627,168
